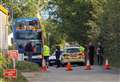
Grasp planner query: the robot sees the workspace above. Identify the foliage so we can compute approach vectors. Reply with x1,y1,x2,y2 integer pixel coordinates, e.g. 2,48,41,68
0,53,11,77
0,78,10,82
3,71,28,82
47,0,106,45
11,71,28,82
0,53,28,82
8,61,40,72
100,0,120,68
0,55,6,77
44,19,66,48
16,61,40,72
0,67,4,77
2,0,48,18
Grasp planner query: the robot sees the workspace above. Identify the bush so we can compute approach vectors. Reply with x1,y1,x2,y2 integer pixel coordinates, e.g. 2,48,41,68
8,61,40,72
0,67,4,77
11,71,28,82
0,53,28,82
0,53,11,78
16,61,40,72
5,61,39,82
0,78,10,82
4,71,28,82
0,53,38,82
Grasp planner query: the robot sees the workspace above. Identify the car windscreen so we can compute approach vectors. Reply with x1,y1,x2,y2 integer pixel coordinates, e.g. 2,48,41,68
64,48,80,53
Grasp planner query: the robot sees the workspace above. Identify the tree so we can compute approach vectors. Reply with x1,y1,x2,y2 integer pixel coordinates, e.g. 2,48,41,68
42,19,67,49
100,0,120,67
2,0,48,18
47,0,105,45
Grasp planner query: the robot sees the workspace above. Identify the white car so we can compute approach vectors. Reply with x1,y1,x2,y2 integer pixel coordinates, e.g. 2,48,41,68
61,47,86,64
49,47,86,66
48,52,56,66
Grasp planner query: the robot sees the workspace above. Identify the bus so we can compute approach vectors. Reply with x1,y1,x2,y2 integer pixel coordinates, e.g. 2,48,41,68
12,18,43,64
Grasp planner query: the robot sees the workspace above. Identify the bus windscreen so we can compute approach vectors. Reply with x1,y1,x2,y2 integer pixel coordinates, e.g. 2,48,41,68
15,31,41,40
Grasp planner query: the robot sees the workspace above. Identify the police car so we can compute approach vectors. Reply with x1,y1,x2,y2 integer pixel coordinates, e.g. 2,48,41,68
49,47,86,66
61,47,85,64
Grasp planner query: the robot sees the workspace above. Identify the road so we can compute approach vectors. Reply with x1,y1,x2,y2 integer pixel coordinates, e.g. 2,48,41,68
22,66,120,82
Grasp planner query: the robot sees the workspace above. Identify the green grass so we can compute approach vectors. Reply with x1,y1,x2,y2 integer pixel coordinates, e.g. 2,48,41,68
8,61,40,72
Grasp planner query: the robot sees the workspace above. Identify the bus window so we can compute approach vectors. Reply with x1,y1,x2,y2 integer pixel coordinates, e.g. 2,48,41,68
29,20,38,26
15,21,40,31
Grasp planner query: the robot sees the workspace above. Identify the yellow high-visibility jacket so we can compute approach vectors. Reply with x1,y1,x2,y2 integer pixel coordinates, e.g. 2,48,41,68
43,45,50,56
79,46,85,52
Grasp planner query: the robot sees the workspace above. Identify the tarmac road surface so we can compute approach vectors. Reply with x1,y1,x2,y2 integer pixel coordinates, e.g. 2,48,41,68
22,66,120,82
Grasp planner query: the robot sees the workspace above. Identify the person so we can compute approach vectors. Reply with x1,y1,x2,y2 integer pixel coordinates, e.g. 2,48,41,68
88,42,95,65
24,42,34,62
79,45,85,52
18,44,24,61
43,45,50,67
55,45,62,68
96,42,104,65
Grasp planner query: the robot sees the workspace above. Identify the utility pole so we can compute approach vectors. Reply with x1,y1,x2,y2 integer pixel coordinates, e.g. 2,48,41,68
11,0,15,50
11,0,13,25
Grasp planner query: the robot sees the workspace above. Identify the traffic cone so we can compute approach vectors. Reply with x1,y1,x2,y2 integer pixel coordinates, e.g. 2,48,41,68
40,59,48,72
104,59,110,70
85,59,91,70
66,62,73,71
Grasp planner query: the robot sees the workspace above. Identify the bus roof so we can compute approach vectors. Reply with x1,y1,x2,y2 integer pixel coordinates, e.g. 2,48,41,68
15,18,39,22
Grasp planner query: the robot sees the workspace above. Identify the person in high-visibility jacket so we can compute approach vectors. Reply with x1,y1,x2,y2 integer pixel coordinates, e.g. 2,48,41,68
43,45,50,66
79,45,85,52
79,45,85,58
